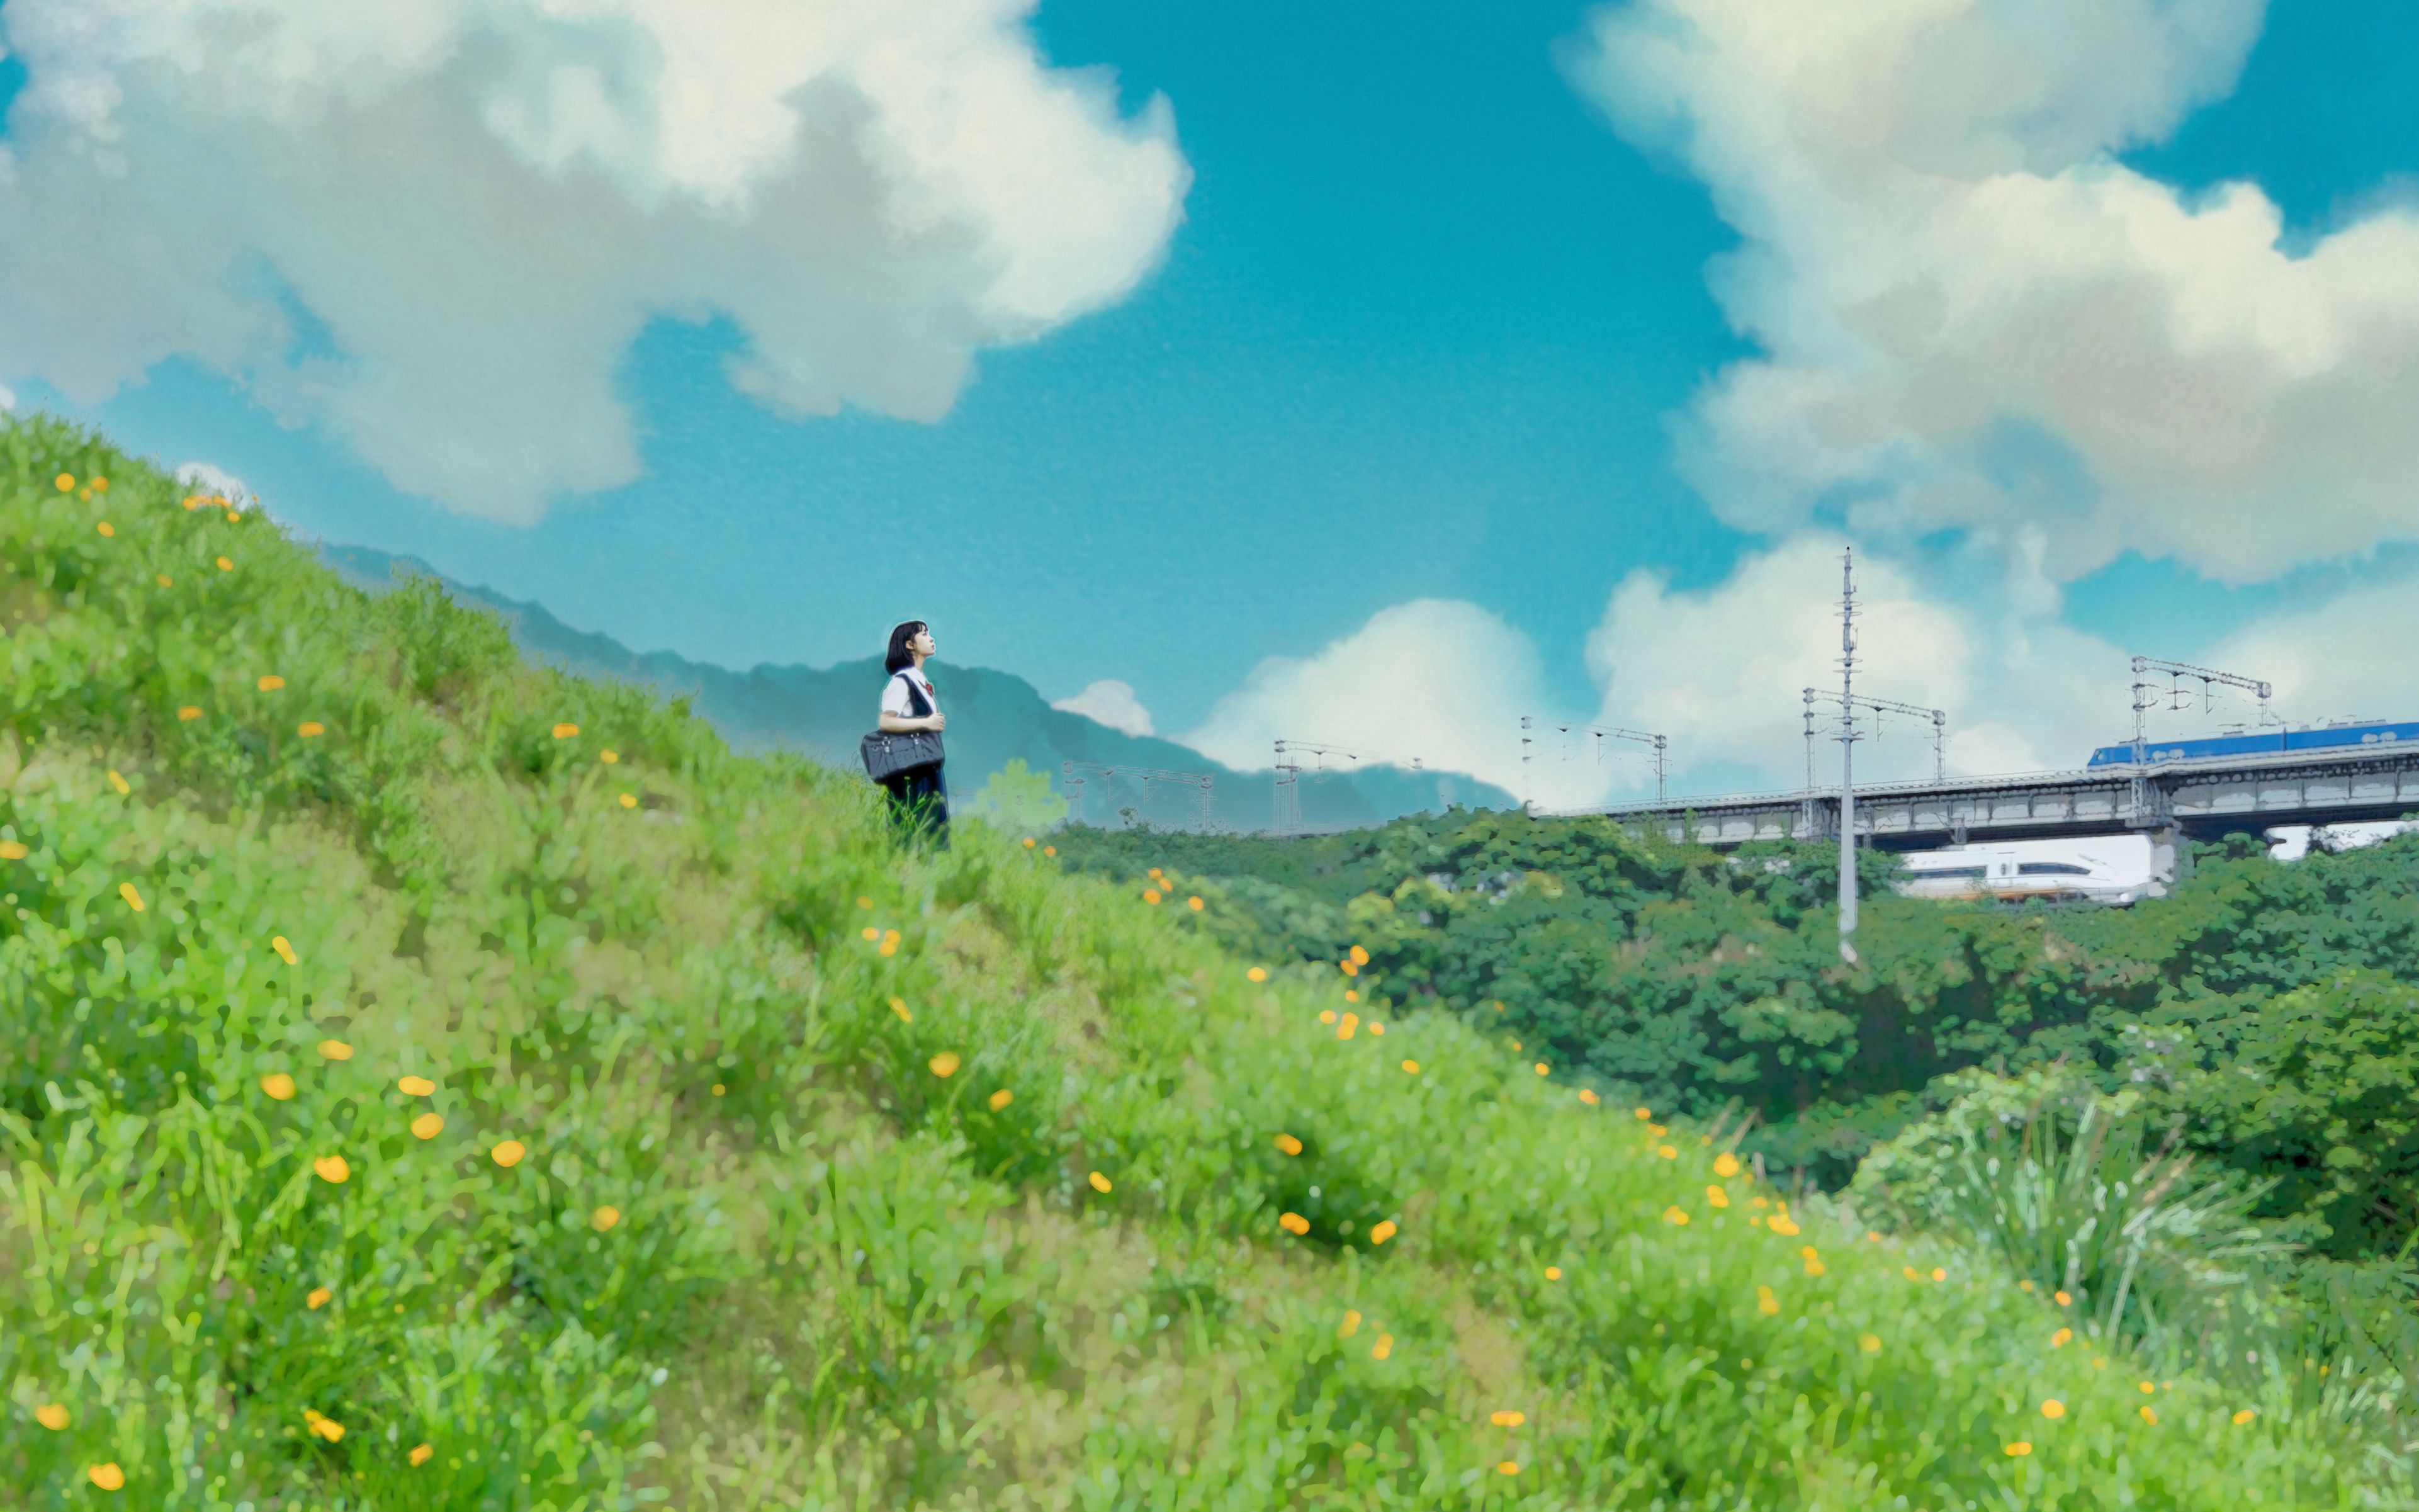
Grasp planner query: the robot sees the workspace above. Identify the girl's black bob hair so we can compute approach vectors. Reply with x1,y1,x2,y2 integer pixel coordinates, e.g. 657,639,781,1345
884,621,928,675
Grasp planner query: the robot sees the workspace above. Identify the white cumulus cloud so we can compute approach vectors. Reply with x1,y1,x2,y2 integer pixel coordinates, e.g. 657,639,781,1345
1564,0,2419,584
1180,535,2419,813
1052,678,1155,737
2209,568,2419,726
0,0,1189,522
174,461,253,503
1179,600,1553,801
1588,536,1984,790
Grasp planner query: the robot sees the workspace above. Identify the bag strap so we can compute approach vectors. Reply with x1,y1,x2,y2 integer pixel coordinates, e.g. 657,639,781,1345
893,669,933,719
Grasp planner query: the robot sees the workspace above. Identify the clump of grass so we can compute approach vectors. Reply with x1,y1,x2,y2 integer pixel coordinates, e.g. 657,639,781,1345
0,412,2398,1506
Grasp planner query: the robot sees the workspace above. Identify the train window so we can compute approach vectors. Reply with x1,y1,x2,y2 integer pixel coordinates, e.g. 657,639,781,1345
2019,862,2091,876
1914,866,1986,880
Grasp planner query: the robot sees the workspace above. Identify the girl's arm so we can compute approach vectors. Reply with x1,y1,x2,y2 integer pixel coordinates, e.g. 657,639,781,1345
878,711,944,733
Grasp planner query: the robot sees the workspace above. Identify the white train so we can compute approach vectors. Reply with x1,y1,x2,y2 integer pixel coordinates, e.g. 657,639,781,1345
1892,835,2158,908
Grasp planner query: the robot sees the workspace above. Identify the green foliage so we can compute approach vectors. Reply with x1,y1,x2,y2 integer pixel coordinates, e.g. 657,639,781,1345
961,757,1065,833
1056,815,2419,1190
1850,1068,2293,1378
2138,973,2419,1261
0,413,2391,1506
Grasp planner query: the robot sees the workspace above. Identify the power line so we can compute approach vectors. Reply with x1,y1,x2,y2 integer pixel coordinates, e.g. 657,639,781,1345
2129,655,2276,761
1272,739,1371,837
1061,761,1215,831
1803,688,1947,785
1521,718,1668,802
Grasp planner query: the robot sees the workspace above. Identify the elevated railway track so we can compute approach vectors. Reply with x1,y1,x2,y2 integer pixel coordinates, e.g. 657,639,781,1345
1543,743,2419,884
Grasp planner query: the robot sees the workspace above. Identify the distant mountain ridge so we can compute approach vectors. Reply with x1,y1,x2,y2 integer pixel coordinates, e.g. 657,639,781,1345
321,545,1514,832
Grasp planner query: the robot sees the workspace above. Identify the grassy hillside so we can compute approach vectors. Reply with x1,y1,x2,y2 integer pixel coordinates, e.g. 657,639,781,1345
0,414,2391,1508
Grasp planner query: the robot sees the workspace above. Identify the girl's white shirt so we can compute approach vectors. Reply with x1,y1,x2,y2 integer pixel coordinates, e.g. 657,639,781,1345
879,666,937,719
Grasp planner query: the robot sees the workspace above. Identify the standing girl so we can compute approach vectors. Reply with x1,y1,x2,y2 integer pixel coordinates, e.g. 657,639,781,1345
877,619,949,845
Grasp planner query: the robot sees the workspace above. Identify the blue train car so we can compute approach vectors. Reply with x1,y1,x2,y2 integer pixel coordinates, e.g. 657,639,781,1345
2087,720,2419,768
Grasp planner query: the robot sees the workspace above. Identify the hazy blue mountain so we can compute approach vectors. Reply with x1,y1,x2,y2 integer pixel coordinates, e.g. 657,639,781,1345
322,545,1514,832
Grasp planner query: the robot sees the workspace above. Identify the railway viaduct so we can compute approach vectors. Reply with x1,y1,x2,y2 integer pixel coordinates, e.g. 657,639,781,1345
1545,743,2419,884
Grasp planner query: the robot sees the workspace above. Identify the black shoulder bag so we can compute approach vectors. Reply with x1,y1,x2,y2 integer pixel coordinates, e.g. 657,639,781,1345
861,672,945,782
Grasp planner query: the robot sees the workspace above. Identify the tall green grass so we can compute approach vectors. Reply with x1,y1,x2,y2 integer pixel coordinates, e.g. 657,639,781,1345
0,413,2398,1507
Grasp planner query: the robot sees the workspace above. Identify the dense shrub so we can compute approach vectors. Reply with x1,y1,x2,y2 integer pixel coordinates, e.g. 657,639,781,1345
1058,816,2419,1187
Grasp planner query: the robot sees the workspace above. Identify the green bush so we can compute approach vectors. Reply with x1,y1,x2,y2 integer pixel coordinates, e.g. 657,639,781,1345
1056,812,2419,1188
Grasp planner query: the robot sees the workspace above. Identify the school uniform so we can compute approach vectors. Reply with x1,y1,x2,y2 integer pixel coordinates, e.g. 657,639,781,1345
879,665,949,843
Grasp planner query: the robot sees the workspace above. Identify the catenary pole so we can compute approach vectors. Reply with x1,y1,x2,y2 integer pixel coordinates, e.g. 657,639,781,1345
1837,547,1860,964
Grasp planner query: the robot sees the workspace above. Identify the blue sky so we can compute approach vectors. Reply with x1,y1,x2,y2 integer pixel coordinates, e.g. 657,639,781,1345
6,0,2419,802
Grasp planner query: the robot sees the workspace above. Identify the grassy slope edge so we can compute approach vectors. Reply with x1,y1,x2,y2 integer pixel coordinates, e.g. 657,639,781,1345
0,415,2381,1509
